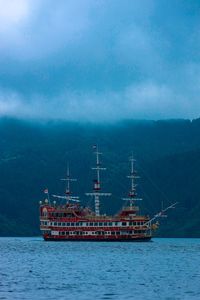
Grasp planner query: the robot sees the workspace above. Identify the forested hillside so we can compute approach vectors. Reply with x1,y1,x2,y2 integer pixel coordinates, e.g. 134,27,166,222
0,117,200,237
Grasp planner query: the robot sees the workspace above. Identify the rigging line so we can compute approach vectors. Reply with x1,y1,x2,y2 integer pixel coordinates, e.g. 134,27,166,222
137,160,172,205
139,185,158,213
90,156,128,196
103,155,147,204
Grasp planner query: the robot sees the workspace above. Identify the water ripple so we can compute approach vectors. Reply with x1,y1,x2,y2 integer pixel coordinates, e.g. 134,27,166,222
0,238,200,299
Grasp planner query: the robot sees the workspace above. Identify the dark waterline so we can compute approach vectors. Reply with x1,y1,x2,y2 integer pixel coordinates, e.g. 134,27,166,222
1,238,200,300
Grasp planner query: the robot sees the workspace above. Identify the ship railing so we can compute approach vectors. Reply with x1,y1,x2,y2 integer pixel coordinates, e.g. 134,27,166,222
122,206,139,211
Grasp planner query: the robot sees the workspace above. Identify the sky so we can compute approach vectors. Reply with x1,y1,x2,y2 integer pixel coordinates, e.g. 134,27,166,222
0,0,200,122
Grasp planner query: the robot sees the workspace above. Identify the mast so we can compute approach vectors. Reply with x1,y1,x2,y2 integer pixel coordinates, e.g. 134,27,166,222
86,145,111,216
52,165,79,204
122,155,142,206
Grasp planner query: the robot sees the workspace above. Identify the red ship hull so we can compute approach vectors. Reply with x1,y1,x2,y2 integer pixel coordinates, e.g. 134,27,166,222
44,236,151,242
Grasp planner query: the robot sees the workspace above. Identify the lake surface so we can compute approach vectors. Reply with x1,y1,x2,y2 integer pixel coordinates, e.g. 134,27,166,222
0,238,200,300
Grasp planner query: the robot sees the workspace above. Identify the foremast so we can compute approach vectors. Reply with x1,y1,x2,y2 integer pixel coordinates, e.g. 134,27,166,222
52,165,79,204
86,145,111,216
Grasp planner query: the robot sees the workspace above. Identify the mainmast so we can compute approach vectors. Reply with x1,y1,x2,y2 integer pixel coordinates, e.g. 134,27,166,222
86,145,111,216
123,155,142,206
52,165,79,204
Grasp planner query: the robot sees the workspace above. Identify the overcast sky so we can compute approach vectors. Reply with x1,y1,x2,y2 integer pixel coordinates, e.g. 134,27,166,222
0,0,200,122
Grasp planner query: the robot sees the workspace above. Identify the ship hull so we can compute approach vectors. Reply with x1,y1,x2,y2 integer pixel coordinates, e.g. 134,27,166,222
43,235,152,242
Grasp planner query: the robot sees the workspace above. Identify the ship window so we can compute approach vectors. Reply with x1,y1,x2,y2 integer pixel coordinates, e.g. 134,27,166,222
99,222,102,226
104,222,108,226
71,223,74,226
122,222,126,226
94,223,98,226
67,223,70,226
66,232,69,235
62,223,65,226
116,231,120,235
111,232,115,235
54,222,57,226
76,223,80,226
58,223,61,226
109,222,112,226
61,232,65,235
115,222,118,226
89,222,93,226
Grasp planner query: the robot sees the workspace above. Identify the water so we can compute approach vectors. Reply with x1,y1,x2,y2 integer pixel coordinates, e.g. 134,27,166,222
1,238,200,300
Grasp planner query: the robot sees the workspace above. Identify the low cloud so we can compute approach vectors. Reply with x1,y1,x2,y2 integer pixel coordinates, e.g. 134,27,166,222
0,80,198,122
0,1,200,121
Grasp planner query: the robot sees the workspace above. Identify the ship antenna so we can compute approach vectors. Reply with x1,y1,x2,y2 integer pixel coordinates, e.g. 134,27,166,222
52,164,79,204
122,154,142,206
86,145,111,216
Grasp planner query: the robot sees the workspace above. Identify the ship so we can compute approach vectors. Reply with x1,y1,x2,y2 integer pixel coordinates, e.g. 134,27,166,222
39,146,177,241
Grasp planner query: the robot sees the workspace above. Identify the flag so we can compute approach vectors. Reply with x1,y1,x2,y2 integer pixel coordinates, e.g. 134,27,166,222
44,188,48,194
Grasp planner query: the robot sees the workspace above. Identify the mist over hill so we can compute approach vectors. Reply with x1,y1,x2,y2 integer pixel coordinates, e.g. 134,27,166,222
0,117,200,237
